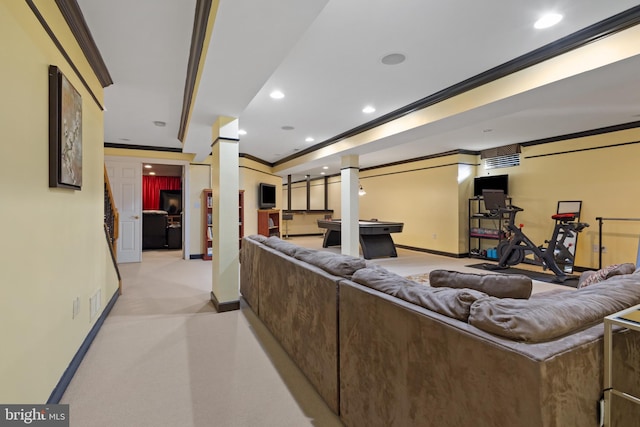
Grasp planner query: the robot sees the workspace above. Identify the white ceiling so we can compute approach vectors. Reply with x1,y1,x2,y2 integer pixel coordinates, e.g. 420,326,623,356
77,0,640,181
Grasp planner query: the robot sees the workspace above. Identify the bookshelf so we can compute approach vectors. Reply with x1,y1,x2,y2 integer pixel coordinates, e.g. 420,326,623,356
202,189,213,260
239,190,244,248
203,189,245,259
257,209,280,237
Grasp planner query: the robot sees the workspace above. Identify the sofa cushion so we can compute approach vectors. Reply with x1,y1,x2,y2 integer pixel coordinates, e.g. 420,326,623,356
263,236,300,257
352,267,487,321
577,263,636,288
247,234,268,243
294,249,366,278
469,275,640,342
429,269,532,299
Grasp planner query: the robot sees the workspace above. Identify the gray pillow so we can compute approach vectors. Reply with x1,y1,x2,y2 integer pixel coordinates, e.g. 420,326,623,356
247,234,268,243
263,236,300,257
429,269,532,299
577,263,636,288
469,275,640,342
294,250,366,278
352,267,487,321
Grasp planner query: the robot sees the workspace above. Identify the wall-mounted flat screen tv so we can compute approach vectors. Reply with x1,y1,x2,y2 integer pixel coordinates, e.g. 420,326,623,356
159,189,182,214
473,174,508,197
259,183,276,209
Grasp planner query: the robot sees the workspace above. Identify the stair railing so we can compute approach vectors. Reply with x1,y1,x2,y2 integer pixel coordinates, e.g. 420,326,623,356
104,165,122,294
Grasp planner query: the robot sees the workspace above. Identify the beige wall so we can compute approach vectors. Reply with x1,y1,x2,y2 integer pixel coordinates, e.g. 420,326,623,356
285,132,640,269
286,155,475,254
0,1,118,402
483,128,640,269
288,179,327,211
358,154,469,254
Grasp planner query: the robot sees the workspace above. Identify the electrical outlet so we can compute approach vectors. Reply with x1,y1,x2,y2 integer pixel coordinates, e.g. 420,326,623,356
89,290,102,321
72,297,80,319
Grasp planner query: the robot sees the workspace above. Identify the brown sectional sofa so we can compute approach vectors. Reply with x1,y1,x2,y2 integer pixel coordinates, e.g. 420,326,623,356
240,234,365,413
240,235,640,427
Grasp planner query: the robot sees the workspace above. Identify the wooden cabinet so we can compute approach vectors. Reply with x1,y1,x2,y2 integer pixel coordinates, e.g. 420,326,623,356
239,190,244,248
202,189,213,260
257,209,280,237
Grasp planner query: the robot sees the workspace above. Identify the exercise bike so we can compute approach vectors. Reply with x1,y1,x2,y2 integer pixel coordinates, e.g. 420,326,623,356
491,204,589,282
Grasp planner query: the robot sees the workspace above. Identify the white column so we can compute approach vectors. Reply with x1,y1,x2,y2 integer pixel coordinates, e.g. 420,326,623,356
211,118,240,312
341,155,360,257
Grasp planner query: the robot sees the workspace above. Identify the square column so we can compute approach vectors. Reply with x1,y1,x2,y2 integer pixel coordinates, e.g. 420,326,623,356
341,155,360,257
210,119,240,312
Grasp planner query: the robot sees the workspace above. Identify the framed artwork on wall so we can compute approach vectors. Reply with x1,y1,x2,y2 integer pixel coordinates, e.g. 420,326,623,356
49,65,82,190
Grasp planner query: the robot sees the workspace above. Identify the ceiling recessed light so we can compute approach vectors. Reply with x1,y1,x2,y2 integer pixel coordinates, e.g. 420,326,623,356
149,171,156,175
483,129,493,133
321,172,325,175
119,138,130,141
534,13,562,29
270,90,285,99
281,125,295,130
238,129,247,136
362,105,376,114
153,121,166,127
322,166,328,170
381,53,406,65
144,164,152,169
305,137,315,143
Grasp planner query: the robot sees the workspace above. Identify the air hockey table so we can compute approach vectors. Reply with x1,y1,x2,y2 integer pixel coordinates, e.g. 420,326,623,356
316,219,404,259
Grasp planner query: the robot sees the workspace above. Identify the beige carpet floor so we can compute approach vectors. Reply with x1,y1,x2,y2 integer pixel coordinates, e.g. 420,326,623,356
61,236,569,426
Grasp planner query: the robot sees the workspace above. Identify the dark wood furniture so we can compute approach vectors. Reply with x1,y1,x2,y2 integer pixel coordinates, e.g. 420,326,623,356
202,189,213,260
239,190,244,248
257,209,280,237
142,210,168,249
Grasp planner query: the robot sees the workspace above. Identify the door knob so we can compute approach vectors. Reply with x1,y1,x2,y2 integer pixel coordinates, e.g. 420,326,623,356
133,215,140,219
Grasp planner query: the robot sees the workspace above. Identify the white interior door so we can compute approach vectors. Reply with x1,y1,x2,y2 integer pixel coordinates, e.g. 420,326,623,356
106,160,142,263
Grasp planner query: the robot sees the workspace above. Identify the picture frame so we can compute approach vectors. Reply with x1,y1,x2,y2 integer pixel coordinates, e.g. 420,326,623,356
49,65,82,190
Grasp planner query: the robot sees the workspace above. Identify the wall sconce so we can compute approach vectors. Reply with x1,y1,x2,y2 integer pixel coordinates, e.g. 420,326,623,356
358,184,366,196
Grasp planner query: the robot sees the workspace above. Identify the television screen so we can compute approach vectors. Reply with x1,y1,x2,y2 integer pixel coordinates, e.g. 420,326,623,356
473,174,508,197
159,189,182,214
259,183,276,209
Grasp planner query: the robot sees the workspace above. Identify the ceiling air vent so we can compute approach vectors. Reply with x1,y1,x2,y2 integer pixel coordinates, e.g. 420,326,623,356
481,144,521,170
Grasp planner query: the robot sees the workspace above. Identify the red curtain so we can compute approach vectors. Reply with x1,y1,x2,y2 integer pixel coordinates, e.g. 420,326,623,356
143,176,182,210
